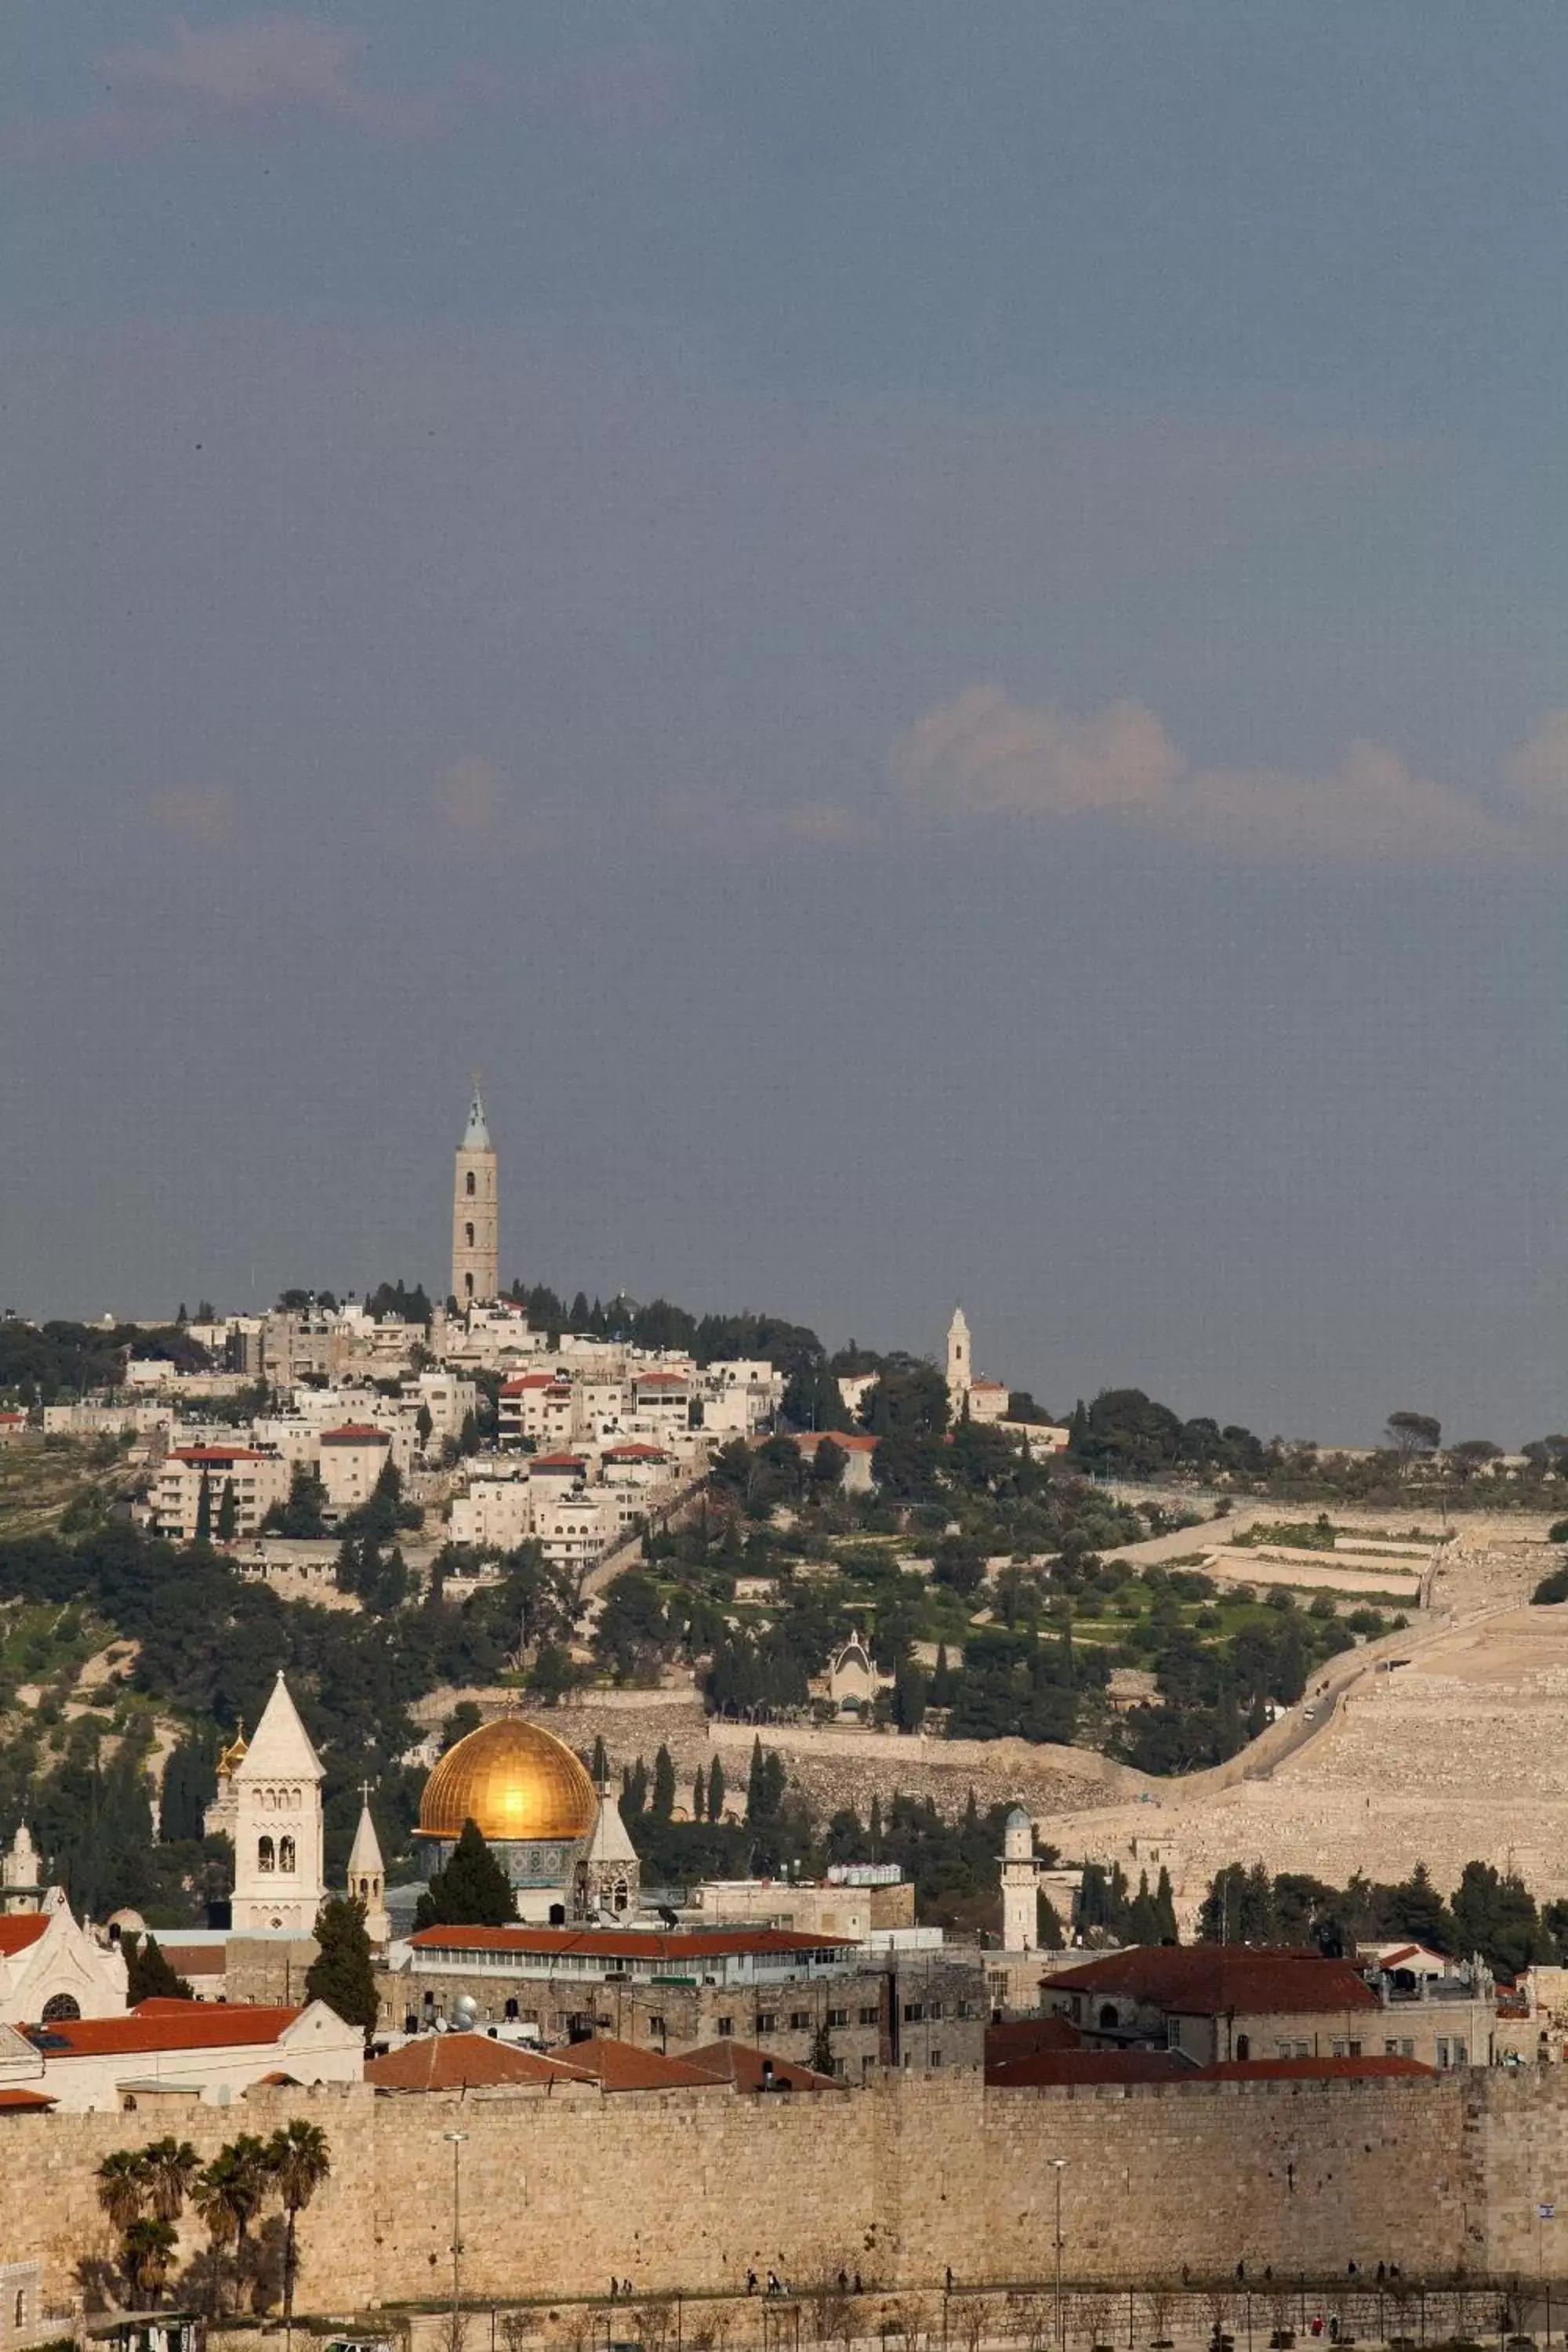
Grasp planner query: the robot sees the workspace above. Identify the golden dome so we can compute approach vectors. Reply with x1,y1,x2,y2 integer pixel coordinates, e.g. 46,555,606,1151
417,1715,597,1845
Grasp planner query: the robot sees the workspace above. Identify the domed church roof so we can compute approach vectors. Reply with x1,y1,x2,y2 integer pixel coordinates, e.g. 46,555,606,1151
417,1715,597,1845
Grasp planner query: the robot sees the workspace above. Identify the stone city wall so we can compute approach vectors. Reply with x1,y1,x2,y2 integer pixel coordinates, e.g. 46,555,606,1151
0,2067,1492,2317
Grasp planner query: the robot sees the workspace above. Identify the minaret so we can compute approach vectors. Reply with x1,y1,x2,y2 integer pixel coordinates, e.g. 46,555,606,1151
1000,1805,1038,1951
347,1786,391,1947
573,1779,641,1921
2,1824,43,1916
452,1078,499,1310
230,1671,326,1933
946,1305,971,1419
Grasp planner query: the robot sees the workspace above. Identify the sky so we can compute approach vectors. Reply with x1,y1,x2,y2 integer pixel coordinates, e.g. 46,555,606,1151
5,3,1568,1443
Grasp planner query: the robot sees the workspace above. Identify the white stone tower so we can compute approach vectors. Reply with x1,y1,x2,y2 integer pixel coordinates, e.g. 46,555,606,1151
946,1306,972,1420
573,1780,641,1921
452,1080,499,1310
346,1787,391,1947
2,1824,43,1916
1000,1804,1039,1951
230,1671,326,1932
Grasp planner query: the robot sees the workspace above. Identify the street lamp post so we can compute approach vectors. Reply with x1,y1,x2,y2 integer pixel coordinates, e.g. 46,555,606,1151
1050,2159,1069,2352
448,2130,470,2346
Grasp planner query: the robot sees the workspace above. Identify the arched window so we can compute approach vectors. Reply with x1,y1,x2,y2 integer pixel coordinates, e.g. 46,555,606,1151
464,1273,474,1298
278,1835,296,1872
1098,2002,1119,2031
41,1993,80,2024
1236,2033,1251,2061
612,1876,630,1914
17,2287,27,2328
257,1835,275,1873
466,1171,476,1197
465,1221,475,1247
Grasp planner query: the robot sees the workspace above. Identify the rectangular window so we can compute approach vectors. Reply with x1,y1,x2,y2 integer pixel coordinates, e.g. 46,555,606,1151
1454,2039,1468,2065
930,2050,942,2068
1332,2042,1347,2059
859,2006,880,2026
1402,2040,1414,2060
648,2016,665,2037
903,2002,924,2024
928,2001,945,2020
717,2016,734,2038
1436,2039,1449,2068
828,2008,849,2029
757,2012,776,2033
1385,2039,1399,2056
862,2055,876,2078
1348,2041,1362,2058
1166,2020,1181,2049
1296,2042,1310,2058
789,2011,811,2031
957,2001,976,2020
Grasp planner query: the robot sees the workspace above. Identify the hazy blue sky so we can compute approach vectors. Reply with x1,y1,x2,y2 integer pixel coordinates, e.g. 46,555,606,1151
6,4,1568,1442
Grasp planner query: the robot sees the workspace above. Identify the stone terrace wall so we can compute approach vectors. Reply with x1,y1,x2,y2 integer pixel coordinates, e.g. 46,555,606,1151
0,2069,1488,2316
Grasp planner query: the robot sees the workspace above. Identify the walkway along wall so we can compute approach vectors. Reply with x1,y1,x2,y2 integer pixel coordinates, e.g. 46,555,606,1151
0,2068,1523,2314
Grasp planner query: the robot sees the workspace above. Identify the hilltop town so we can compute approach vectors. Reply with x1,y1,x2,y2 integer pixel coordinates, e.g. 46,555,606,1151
7,1091,1568,2343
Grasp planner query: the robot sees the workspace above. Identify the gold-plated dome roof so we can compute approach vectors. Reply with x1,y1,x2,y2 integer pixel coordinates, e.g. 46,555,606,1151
416,1715,597,1844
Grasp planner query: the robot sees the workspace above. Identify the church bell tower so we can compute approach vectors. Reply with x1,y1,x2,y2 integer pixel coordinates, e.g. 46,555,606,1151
452,1079,499,1309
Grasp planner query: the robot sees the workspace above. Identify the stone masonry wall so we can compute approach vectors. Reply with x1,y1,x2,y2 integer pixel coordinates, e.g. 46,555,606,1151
0,2068,1488,2318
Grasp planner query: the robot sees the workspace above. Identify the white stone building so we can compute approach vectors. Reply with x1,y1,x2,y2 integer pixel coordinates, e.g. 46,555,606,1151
230,1672,327,1933
151,1446,290,1542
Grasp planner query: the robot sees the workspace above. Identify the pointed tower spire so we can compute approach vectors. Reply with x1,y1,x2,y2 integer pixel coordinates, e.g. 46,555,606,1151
347,1785,390,1945
452,1076,499,1310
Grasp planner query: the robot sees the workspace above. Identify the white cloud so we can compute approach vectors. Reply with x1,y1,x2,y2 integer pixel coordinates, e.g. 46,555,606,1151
889,684,1518,866
86,16,444,143
144,784,241,848
891,684,1182,819
430,754,503,840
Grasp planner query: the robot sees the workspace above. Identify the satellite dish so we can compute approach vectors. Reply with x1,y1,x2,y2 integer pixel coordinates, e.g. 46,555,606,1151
452,1994,479,2028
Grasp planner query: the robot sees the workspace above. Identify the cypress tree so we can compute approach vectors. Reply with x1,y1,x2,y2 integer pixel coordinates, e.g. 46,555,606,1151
125,1932,194,2003
691,1769,705,1821
706,1755,725,1821
746,1735,766,1823
412,1820,517,1929
305,1896,379,2039
651,1744,676,1823
590,1733,608,1785
1154,1865,1179,1943
215,1479,238,1544
193,1472,213,1548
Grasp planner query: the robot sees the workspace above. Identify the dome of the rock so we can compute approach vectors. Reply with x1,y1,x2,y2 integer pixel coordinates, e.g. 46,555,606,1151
416,1716,597,1846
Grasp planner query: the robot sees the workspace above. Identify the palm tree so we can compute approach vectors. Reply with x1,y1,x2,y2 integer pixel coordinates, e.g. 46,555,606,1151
267,2120,332,2343
96,2148,150,2236
141,2136,198,2224
121,2217,178,2308
193,2136,272,2314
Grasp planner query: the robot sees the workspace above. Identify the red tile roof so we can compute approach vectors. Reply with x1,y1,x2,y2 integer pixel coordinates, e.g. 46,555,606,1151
365,2034,589,2091
988,2049,1192,2088
320,1425,390,1444
683,2042,838,2092
1047,1946,1379,2016
0,1918,48,1958
532,1453,586,1471
170,1447,266,1465
31,2001,303,2056
554,2037,724,2092
407,1925,858,1962
1196,2054,1436,2082
633,1373,688,1388
789,1432,878,1453
604,1443,668,1460
0,2089,55,2112
0,1412,27,1425
984,2016,1080,2065
502,1375,558,1394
